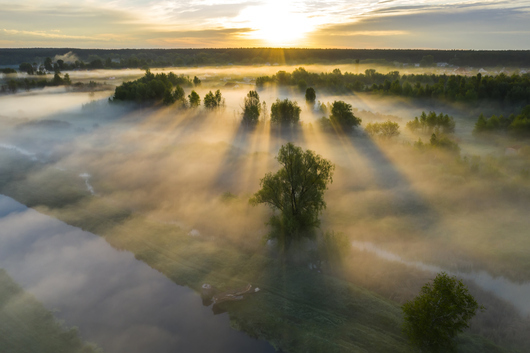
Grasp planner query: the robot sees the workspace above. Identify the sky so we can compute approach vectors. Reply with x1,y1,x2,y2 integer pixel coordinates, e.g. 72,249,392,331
0,0,529,49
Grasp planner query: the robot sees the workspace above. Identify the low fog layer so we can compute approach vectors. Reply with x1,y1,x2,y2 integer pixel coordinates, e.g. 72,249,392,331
1,67,529,351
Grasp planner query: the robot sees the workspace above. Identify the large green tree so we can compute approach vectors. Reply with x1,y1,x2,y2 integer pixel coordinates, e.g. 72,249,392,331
250,143,334,251
402,272,483,352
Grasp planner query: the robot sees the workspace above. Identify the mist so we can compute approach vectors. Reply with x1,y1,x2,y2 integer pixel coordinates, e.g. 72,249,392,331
1,66,530,352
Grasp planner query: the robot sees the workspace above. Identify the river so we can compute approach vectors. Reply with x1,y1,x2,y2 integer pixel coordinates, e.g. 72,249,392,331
0,194,275,353
352,240,530,317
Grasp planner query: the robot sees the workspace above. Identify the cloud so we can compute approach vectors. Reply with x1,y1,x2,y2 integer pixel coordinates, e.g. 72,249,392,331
0,0,529,48
2,29,101,40
310,4,530,49
327,30,409,37
53,51,81,64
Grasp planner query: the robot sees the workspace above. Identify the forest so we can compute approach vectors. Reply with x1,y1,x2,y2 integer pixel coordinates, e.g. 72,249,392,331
2,48,530,68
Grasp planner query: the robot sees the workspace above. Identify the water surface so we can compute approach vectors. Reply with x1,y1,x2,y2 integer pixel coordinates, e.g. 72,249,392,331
0,195,275,353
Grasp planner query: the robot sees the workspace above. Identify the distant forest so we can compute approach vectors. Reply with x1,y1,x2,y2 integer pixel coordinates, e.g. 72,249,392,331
258,68,530,105
1,48,530,68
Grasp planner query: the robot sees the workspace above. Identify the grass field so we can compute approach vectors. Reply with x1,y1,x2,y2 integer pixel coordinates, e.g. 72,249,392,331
0,149,513,353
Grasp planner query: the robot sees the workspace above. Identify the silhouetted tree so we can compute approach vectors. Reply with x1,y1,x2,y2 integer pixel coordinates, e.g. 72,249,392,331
44,57,53,71
19,63,34,75
305,87,316,104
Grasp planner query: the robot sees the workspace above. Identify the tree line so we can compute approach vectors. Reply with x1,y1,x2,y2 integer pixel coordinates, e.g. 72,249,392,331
257,67,530,105
0,72,92,94
3,48,530,67
474,106,530,137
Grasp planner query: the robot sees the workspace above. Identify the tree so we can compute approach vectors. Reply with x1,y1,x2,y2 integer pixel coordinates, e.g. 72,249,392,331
270,98,301,125
429,133,460,153
7,79,18,93
329,100,361,131
173,85,185,101
250,143,334,252
19,63,34,75
63,73,71,85
420,55,435,67
204,89,225,110
188,90,200,107
242,90,261,126
402,272,483,352
305,87,316,104
365,121,400,139
193,76,201,86
52,73,64,86
44,57,53,71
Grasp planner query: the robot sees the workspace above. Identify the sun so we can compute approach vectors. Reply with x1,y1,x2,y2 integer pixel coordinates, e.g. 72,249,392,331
238,1,313,46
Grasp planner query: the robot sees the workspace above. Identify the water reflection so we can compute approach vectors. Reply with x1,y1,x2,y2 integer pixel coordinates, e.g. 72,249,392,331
0,195,274,353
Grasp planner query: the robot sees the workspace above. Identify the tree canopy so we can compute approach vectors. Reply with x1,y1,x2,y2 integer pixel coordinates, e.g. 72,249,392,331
242,90,261,126
270,98,301,125
112,70,189,104
204,89,225,110
305,87,316,104
407,111,456,134
250,143,334,252
365,121,400,139
188,90,200,107
328,100,362,131
402,272,483,352
473,105,530,137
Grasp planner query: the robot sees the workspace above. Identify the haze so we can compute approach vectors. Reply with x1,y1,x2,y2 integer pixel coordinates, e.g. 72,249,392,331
1,60,530,351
